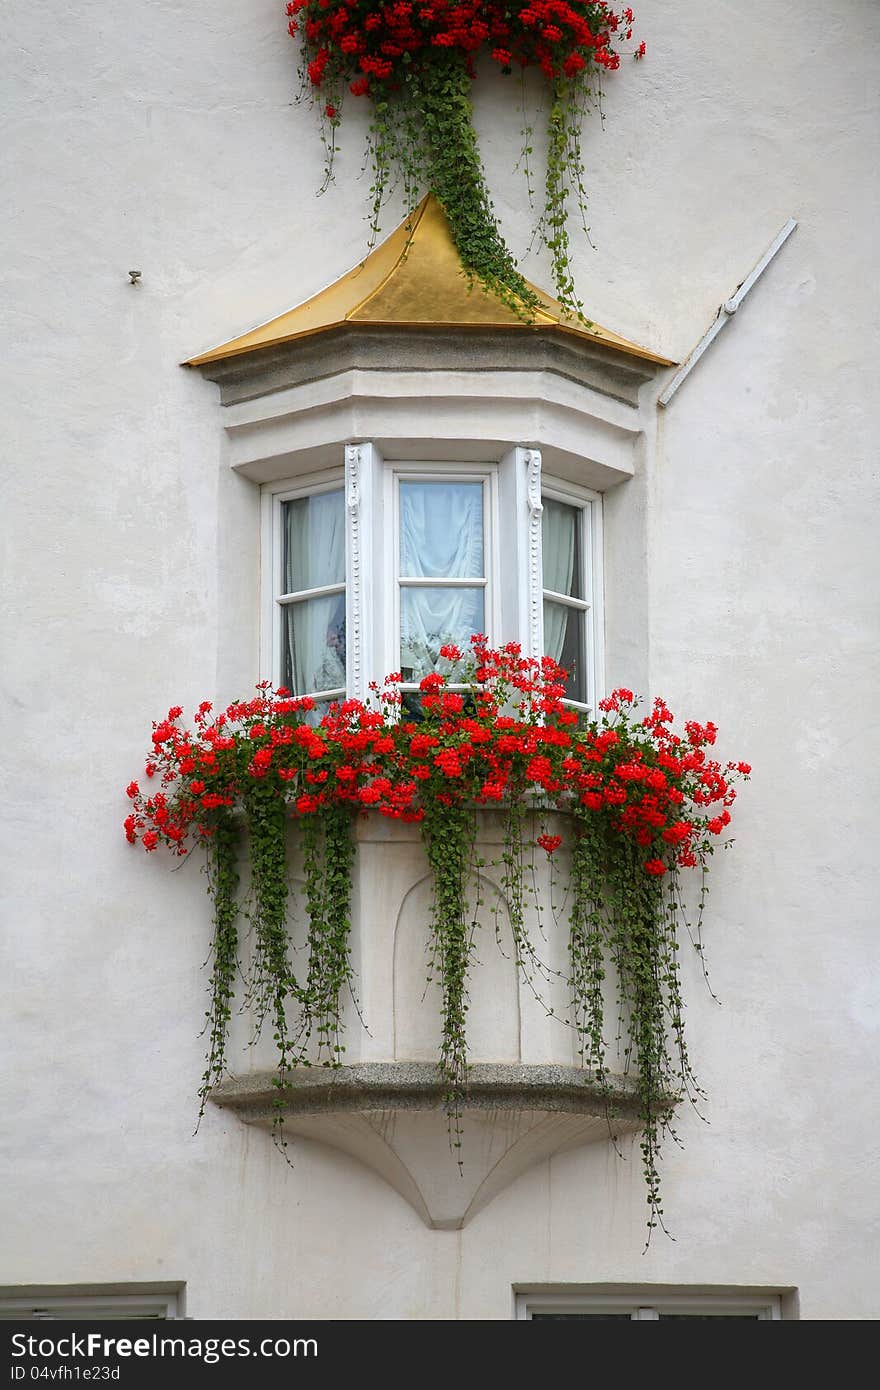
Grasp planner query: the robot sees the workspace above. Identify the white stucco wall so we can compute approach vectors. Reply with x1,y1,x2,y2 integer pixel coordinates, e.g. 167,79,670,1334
2,0,878,1319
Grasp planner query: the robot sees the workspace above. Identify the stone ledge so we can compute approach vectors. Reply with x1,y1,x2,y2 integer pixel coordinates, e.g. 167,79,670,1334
212,1061,643,1118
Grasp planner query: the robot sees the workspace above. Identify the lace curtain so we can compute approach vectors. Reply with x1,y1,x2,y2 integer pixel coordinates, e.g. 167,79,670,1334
399,482,484,677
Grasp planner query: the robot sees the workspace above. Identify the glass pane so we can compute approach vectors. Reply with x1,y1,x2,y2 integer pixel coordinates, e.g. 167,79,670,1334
400,586,484,681
542,497,582,600
543,600,586,703
281,592,346,696
399,481,484,578
282,489,345,594
658,1314,761,1320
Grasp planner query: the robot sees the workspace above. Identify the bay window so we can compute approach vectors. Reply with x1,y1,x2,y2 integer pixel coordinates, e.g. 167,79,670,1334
263,446,602,708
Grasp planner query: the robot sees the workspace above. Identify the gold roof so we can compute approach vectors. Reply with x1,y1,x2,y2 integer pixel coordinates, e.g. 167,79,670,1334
185,194,672,368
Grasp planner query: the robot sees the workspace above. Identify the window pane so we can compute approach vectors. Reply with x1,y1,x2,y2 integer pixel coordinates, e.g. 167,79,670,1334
543,599,586,703
400,586,484,680
282,592,346,696
542,497,582,600
399,482,484,578
282,489,345,594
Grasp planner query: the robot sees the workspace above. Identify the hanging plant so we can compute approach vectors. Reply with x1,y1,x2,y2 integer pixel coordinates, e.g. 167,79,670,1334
286,1,645,316
125,639,749,1233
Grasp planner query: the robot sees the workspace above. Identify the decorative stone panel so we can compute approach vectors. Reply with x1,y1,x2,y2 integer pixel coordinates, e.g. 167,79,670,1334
211,813,647,1229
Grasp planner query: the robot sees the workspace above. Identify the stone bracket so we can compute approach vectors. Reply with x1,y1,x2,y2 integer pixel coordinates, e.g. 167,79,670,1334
212,1063,647,1230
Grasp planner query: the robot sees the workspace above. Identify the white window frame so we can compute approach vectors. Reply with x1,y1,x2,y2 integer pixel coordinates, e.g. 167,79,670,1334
385,461,500,691
260,446,605,708
0,1288,184,1320
540,477,604,717
516,1290,782,1320
261,465,346,700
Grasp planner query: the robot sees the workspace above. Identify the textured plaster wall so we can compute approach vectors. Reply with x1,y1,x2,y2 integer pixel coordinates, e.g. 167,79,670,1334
2,0,878,1318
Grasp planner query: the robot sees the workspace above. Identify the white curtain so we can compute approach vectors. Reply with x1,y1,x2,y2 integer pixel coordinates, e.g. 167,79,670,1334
282,491,345,695
542,498,576,663
399,483,484,676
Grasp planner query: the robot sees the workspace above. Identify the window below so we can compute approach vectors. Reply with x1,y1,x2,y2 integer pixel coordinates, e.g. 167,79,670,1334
0,1286,184,1320
263,446,603,709
516,1290,784,1320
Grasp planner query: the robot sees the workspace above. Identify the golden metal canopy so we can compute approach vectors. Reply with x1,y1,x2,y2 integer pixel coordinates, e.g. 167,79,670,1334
185,194,671,367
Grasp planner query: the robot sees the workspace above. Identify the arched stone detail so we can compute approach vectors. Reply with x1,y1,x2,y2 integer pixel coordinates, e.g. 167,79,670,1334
391,871,521,1064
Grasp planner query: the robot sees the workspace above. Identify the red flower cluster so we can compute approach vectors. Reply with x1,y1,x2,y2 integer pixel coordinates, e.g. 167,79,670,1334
125,637,748,878
286,0,637,98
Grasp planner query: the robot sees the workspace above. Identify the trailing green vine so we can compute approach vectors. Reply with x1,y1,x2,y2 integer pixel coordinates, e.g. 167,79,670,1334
397,58,539,317
545,80,586,317
243,785,297,1135
198,813,240,1120
298,804,356,1065
420,797,479,1154
568,810,609,1086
